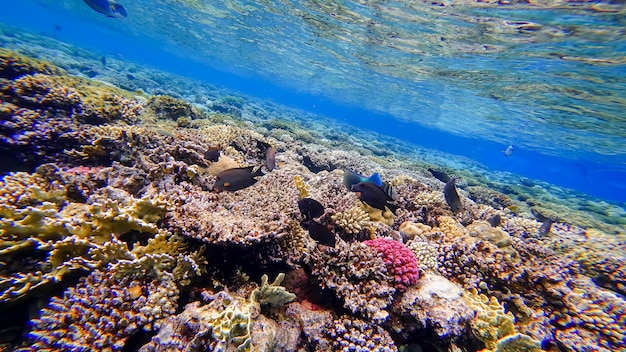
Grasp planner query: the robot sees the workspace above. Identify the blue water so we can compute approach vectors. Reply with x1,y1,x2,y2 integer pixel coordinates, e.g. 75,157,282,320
2,0,626,203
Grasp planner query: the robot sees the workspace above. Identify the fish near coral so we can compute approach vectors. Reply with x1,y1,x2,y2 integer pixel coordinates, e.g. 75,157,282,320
344,170,395,200
265,146,276,171
428,168,451,183
297,197,335,247
83,0,127,18
204,147,220,162
351,182,400,214
298,197,324,221
443,178,462,213
214,166,264,191
301,219,335,247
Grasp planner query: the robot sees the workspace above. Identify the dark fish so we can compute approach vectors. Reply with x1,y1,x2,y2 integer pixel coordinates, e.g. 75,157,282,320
488,214,502,227
265,146,276,171
443,178,462,213
83,0,127,18
214,166,264,191
351,182,400,214
101,56,107,67
301,220,335,247
204,147,221,162
344,170,394,199
298,198,325,221
539,219,553,235
428,168,451,183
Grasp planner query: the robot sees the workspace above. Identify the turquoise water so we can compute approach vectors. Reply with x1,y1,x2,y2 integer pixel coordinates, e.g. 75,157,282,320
2,0,626,202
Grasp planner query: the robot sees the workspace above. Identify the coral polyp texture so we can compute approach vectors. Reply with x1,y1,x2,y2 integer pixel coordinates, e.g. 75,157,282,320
364,238,419,292
0,48,624,352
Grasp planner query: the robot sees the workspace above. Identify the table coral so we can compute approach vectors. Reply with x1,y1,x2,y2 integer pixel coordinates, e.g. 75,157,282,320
166,169,298,245
364,238,419,292
310,242,396,322
18,269,179,351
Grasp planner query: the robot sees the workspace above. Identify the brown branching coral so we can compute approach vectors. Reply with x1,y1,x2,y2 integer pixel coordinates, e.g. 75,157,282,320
18,270,179,351
310,242,395,322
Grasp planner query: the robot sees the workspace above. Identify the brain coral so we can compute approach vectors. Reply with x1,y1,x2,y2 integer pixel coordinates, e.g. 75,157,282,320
364,238,419,292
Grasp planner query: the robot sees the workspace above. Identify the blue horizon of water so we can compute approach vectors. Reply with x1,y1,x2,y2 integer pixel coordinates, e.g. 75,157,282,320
3,1,625,204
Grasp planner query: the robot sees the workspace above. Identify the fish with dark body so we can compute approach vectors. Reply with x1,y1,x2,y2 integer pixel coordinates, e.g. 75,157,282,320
443,178,462,213
214,166,264,191
428,168,451,183
344,170,394,200
301,220,336,247
298,198,325,220
265,146,276,171
204,147,220,162
351,181,400,214
488,214,502,227
297,197,335,247
83,0,127,18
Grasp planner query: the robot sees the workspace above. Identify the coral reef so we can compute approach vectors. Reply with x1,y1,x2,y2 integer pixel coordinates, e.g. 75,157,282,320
1,48,624,352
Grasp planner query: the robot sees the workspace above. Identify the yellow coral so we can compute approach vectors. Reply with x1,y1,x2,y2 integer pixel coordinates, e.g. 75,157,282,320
293,175,310,199
359,201,393,226
399,221,431,241
436,216,467,237
464,288,541,352
249,273,296,306
332,206,370,234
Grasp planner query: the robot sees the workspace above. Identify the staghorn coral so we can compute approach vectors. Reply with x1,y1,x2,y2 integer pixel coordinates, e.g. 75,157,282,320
324,316,397,352
310,242,395,322
19,269,179,351
364,238,419,292
331,205,370,234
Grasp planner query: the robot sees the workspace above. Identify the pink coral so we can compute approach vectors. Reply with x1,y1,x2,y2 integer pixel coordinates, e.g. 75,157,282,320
364,238,419,292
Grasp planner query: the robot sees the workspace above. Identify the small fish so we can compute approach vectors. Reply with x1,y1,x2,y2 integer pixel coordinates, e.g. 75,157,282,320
443,178,463,213
301,220,335,247
214,166,264,191
204,147,221,162
539,219,553,235
488,214,502,227
100,56,107,67
265,146,276,171
351,182,400,214
83,0,127,18
502,145,514,157
298,198,325,221
428,168,451,183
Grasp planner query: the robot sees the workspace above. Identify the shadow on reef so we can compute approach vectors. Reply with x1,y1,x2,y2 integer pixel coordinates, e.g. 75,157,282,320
1,49,625,352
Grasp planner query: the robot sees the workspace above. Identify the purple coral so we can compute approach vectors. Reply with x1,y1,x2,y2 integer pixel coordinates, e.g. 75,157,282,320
364,238,419,292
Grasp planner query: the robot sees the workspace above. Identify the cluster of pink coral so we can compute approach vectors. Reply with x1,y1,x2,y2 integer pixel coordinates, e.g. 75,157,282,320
364,238,419,292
